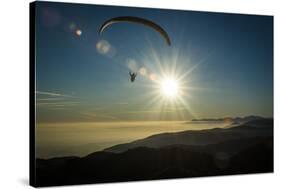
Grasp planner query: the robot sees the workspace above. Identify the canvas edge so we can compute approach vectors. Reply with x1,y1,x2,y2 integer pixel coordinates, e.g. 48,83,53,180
29,1,37,187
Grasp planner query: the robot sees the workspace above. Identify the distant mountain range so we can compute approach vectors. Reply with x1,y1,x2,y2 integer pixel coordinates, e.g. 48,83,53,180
35,117,273,187
191,115,266,124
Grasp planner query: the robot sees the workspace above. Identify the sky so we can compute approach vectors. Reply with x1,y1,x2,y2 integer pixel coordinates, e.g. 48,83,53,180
35,1,273,123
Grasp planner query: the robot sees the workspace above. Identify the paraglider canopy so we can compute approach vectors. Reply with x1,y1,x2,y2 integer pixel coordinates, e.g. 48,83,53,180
98,16,171,46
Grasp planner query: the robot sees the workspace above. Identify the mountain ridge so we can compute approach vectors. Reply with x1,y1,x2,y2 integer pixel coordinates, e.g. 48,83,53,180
104,118,273,153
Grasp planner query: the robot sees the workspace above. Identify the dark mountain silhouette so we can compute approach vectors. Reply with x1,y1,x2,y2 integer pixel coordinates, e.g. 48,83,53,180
105,118,273,153
35,118,273,187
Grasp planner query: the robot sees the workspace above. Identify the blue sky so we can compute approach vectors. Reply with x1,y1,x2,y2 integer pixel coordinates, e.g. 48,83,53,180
35,2,273,122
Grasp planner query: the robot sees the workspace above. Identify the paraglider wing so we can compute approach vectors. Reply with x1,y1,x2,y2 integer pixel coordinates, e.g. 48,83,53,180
99,16,171,46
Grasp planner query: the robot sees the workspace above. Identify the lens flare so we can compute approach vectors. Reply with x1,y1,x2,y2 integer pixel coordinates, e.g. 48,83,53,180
96,40,111,55
69,22,76,31
75,29,82,36
139,67,147,75
127,58,138,72
149,74,157,81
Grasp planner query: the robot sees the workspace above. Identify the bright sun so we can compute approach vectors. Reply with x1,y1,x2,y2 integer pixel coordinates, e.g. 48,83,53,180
160,78,179,98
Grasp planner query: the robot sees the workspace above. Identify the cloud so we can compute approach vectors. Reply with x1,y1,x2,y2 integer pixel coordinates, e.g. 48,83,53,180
37,98,65,101
36,91,74,98
93,107,107,111
122,107,186,115
36,91,78,109
81,112,118,120
115,102,129,105
125,110,174,114
36,102,80,106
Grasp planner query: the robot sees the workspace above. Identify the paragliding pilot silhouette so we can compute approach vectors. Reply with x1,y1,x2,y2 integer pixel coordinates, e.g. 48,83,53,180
129,72,137,82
